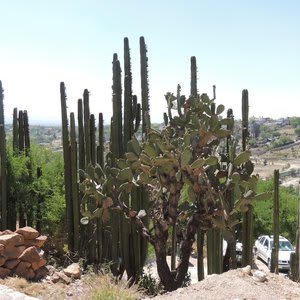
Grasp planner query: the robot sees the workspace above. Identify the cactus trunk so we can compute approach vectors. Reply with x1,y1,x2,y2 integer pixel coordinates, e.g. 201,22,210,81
60,82,74,252
0,81,7,230
241,89,253,267
190,56,197,97
272,169,280,274
70,112,79,253
197,228,204,281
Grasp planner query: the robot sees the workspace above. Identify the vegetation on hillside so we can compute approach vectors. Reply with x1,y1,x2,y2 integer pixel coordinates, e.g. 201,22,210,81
6,139,65,236
253,179,298,244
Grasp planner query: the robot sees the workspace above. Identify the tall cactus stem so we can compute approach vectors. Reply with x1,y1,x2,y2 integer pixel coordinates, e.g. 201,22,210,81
70,112,79,253
140,36,151,138
83,89,91,166
0,81,7,230
197,228,204,281
124,37,133,147
190,56,197,97
272,169,280,274
60,82,74,252
97,113,104,168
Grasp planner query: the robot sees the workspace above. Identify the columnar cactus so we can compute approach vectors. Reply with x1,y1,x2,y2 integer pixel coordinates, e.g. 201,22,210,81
140,36,151,138
60,82,74,252
70,112,79,252
190,56,197,97
78,99,85,182
272,169,279,273
241,89,253,267
0,81,7,230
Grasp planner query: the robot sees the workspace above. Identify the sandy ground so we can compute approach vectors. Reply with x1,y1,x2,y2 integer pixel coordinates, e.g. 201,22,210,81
148,258,300,300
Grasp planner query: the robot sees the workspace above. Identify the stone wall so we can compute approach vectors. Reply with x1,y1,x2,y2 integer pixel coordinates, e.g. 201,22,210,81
0,226,47,280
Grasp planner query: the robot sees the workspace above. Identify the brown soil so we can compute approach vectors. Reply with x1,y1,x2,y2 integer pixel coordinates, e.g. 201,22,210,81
150,262,300,300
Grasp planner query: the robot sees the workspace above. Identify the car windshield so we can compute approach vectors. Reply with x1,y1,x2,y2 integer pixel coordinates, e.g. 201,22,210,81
270,240,293,251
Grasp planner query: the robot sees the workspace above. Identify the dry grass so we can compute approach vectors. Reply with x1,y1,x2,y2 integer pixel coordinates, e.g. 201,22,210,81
83,274,141,300
0,276,52,297
0,273,141,300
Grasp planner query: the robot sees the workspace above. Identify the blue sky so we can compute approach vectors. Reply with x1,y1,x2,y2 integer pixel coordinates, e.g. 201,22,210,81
0,0,299,124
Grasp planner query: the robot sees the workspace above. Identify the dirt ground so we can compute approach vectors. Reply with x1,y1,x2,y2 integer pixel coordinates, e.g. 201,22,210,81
149,259,300,300
2,258,300,300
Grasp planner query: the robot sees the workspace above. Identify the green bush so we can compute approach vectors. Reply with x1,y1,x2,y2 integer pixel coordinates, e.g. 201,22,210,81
6,140,65,236
253,179,298,244
272,135,293,148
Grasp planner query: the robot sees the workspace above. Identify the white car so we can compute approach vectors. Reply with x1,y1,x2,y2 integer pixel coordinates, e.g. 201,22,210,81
254,235,294,270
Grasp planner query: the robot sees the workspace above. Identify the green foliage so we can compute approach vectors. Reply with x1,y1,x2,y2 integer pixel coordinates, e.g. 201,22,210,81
6,140,65,235
253,179,298,244
138,269,163,296
290,117,300,128
295,127,300,136
272,135,293,148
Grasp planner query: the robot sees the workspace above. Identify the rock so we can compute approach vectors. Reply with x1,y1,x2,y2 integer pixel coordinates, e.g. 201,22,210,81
3,245,26,259
0,256,6,267
46,265,56,276
24,235,48,248
63,263,81,279
16,227,39,240
0,267,11,278
0,244,4,255
241,265,252,275
18,246,40,263
0,230,13,236
31,258,47,271
0,233,24,247
51,272,60,283
253,270,267,282
4,258,20,269
57,271,72,284
34,266,48,280
15,261,35,280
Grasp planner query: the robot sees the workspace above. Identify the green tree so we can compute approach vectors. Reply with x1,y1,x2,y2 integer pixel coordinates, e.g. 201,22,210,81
6,140,65,235
253,179,298,244
290,117,300,128
80,92,270,291
295,127,300,137
272,135,293,148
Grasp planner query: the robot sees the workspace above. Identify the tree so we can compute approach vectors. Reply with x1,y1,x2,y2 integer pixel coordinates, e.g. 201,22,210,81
295,127,300,137
253,179,298,244
290,117,300,128
6,140,65,235
80,92,270,291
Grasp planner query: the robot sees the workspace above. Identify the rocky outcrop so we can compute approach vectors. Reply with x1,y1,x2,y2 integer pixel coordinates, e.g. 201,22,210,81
0,227,48,280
